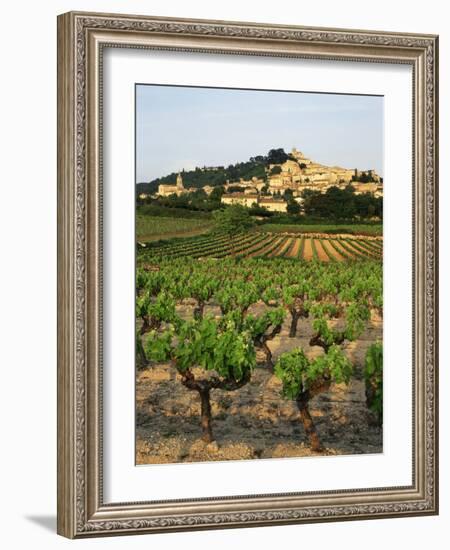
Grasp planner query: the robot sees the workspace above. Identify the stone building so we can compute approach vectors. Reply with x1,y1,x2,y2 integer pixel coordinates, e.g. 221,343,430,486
223,176,266,192
220,193,287,212
258,197,288,213
352,182,383,198
157,173,185,197
202,185,214,195
155,146,382,202
267,148,381,197
220,193,259,208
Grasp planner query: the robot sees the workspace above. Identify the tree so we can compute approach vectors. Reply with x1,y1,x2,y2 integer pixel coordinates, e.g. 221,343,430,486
209,185,224,202
192,188,207,199
287,199,300,215
249,155,267,164
267,148,288,165
145,317,255,442
275,346,352,451
227,185,246,193
300,188,316,199
352,171,375,183
269,166,282,175
249,204,273,217
300,189,321,216
302,186,357,220
212,204,255,235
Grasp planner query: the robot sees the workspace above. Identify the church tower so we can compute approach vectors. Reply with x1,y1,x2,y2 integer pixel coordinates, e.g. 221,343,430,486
176,172,184,190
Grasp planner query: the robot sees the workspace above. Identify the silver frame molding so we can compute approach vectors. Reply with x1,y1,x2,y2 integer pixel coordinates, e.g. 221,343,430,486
57,11,439,538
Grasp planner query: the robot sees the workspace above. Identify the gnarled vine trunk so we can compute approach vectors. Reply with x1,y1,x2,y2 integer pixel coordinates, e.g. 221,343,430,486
193,300,205,321
296,392,322,452
309,332,344,352
139,316,161,335
198,386,213,443
181,375,215,442
289,310,301,338
181,369,252,443
136,335,148,370
256,324,283,368
288,299,307,338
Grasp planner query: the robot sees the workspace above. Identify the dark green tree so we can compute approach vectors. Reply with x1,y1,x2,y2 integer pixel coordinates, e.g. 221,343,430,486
287,199,301,215
270,166,282,175
227,185,246,193
213,204,255,236
209,185,224,202
267,148,288,165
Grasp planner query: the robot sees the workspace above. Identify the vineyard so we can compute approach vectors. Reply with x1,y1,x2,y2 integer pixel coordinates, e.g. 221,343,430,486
136,214,213,241
257,222,383,237
136,246,383,464
138,230,383,262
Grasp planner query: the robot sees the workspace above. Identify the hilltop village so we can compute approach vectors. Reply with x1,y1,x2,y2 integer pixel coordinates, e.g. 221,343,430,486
141,147,383,214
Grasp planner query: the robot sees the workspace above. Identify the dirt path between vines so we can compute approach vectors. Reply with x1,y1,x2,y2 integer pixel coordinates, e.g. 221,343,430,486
272,237,293,257
314,239,331,262
331,240,356,259
286,238,301,258
302,238,314,261
247,237,283,258
320,240,340,261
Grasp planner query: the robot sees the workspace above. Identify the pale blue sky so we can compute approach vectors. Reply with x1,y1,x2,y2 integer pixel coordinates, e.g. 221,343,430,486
136,84,383,182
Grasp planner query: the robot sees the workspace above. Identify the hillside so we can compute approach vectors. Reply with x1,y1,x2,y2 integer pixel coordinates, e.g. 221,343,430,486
136,149,291,194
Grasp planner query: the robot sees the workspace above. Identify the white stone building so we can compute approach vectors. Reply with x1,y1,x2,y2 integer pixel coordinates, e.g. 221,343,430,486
221,193,259,208
259,197,288,213
157,173,185,197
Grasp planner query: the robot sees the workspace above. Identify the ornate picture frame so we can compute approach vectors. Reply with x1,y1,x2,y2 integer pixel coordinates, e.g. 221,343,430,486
57,11,438,538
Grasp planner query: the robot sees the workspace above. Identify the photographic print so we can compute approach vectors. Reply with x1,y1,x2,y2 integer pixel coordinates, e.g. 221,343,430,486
135,85,384,465
57,13,438,536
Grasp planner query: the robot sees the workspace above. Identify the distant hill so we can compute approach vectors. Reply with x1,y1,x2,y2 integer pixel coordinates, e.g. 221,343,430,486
136,149,292,195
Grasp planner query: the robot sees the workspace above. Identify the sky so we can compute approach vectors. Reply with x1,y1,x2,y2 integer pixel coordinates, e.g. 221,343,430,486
136,84,383,183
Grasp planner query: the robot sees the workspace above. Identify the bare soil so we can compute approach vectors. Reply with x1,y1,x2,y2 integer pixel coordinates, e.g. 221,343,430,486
286,238,301,259
322,240,345,261
331,240,356,259
248,237,283,258
314,239,331,262
302,238,314,261
136,305,383,465
272,237,293,257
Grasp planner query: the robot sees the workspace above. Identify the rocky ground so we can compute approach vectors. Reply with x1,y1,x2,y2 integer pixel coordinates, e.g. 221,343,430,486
136,305,382,465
